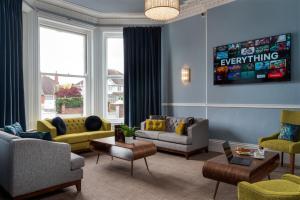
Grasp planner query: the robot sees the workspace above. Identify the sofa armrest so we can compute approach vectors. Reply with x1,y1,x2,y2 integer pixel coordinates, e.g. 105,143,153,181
140,121,146,131
238,181,300,200
187,119,209,147
259,133,280,144
37,120,57,139
289,142,300,153
282,174,300,185
101,118,112,131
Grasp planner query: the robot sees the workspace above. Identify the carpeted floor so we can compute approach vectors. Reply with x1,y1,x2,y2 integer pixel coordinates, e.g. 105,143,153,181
0,151,297,200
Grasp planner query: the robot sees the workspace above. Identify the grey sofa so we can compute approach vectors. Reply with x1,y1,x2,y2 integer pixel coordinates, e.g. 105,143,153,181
0,131,84,199
135,118,209,159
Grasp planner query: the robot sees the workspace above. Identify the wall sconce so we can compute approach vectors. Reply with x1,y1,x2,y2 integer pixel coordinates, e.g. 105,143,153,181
181,65,191,85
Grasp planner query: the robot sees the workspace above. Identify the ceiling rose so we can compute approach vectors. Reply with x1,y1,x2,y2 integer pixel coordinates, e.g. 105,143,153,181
145,0,180,21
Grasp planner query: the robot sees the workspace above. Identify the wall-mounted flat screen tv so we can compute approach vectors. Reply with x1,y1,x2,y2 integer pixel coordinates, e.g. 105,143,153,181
214,33,291,85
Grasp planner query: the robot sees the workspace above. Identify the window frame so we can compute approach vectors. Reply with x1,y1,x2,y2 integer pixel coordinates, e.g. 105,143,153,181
38,18,93,119
103,32,124,124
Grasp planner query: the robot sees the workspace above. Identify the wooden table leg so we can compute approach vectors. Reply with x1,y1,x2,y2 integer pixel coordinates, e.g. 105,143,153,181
213,181,220,200
281,152,284,167
144,157,150,173
290,153,295,174
268,174,271,180
111,156,114,160
96,153,100,164
131,160,134,176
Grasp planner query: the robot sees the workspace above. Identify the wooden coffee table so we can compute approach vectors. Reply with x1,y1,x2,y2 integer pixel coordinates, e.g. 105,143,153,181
90,137,157,176
202,151,279,199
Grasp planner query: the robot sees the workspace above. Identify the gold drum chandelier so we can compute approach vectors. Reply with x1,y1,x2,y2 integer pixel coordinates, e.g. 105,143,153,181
145,0,180,21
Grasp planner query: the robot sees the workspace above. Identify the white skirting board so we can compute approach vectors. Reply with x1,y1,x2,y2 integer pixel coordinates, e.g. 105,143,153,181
209,139,300,167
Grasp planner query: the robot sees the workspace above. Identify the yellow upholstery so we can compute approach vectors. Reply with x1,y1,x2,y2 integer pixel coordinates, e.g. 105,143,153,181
37,117,114,151
145,119,166,131
259,110,300,154
54,133,89,144
175,121,186,135
238,174,300,200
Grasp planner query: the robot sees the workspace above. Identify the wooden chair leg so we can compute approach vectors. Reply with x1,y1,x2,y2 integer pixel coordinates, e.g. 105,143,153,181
281,152,284,167
290,153,295,174
75,180,81,192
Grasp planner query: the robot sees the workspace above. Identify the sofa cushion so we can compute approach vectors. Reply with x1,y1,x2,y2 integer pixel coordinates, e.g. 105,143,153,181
175,121,186,135
4,122,24,135
135,130,160,140
70,153,85,170
278,123,300,142
158,132,192,145
18,131,52,141
52,117,67,135
54,133,89,144
145,119,166,131
86,130,114,140
260,139,292,153
85,116,102,131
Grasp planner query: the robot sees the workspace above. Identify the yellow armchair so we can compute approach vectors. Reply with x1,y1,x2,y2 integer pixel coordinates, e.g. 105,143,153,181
259,110,300,174
37,117,114,151
238,174,300,200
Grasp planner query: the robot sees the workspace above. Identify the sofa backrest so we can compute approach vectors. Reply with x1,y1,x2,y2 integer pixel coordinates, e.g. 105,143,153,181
165,117,203,132
281,110,300,125
63,117,88,134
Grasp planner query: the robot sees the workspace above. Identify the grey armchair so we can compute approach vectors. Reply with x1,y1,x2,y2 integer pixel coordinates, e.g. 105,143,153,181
0,131,84,199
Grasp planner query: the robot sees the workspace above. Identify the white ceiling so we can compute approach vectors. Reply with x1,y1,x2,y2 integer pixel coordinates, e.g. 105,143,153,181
64,0,188,13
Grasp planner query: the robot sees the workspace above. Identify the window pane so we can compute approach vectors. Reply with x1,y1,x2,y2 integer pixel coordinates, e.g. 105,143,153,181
106,37,124,122
41,75,85,119
107,78,124,120
107,38,124,73
40,26,86,75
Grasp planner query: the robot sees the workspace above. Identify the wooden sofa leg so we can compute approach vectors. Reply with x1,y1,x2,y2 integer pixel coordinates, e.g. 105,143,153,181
281,152,284,167
75,180,81,192
290,153,295,174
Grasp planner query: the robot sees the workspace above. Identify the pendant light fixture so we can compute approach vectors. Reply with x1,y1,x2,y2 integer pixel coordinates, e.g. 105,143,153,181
145,0,180,21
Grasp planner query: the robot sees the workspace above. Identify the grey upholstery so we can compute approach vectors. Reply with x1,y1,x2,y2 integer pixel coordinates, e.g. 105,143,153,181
71,153,85,170
135,130,160,140
0,131,84,198
136,118,209,153
158,132,192,145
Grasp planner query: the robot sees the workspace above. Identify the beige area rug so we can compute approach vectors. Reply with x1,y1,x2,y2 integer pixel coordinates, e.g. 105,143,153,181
0,152,297,200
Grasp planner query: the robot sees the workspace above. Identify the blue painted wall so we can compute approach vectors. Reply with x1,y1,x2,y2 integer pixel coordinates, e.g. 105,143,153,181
162,0,300,144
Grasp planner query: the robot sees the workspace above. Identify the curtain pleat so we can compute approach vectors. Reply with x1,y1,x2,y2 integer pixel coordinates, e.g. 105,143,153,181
124,27,161,127
0,0,26,129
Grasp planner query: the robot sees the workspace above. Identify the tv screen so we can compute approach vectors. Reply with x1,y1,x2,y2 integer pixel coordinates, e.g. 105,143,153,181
214,33,291,85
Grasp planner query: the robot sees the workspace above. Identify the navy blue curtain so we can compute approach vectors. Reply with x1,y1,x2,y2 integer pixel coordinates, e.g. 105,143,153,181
0,0,26,129
124,27,161,127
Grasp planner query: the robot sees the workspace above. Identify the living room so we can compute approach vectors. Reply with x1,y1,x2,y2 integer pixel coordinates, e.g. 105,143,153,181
1,0,300,199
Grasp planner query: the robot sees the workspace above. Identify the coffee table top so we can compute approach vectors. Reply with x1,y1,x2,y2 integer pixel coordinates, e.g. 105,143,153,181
90,137,157,160
91,137,155,150
202,151,280,185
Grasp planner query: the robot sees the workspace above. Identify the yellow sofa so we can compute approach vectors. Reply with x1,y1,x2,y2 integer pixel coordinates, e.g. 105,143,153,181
37,117,114,151
238,174,300,200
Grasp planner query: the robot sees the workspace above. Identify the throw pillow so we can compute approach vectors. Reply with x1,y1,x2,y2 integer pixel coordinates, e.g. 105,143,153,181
52,117,67,135
4,122,24,135
145,119,166,131
85,116,102,131
175,121,186,135
18,131,52,141
183,117,195,135
278,123,300,142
